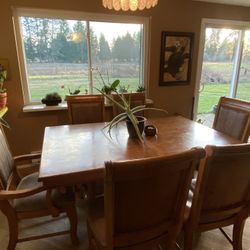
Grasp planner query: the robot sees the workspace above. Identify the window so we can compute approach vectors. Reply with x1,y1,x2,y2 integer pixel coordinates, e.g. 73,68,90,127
13,9,149,105
195,19,250,126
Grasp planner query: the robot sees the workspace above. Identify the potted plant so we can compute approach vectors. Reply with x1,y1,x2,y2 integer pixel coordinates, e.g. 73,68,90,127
41,92,62,106
136,85,145,93
61,84,82,95
101,80,120,105
119,84,129,93
97,89,168,142
0,64,7,109
93,68,120,104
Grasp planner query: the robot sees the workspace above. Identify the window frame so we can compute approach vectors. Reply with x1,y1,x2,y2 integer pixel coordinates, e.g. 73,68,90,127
13,8,150,105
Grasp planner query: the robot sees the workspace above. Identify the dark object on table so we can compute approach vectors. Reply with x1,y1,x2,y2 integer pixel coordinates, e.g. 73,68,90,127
144,125,157,136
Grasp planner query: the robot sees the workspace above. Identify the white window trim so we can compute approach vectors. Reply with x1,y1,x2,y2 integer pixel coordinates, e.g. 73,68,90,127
12,7,150,105
193,18,250,119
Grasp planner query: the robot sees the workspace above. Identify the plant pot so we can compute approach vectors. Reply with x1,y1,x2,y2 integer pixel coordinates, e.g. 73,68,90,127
126,116,146,138
0,92,7,109
104,95,112,105
41,98,62,106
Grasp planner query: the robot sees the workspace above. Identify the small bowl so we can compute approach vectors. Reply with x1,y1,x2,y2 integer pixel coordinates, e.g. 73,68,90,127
144,125,157,136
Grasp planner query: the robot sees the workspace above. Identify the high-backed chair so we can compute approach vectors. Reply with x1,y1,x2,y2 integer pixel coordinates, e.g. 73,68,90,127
213,97,250,142
184,144,250,250
112,92,145,117
0,126,78,250
66,95,105,124
66,95,105,198
87,147,205,250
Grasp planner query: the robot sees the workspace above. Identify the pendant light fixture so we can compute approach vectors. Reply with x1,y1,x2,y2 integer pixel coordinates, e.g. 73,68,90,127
102,0,158,11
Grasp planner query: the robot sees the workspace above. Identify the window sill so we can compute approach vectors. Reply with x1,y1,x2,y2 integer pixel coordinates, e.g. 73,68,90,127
23,99,154,113
23,103,67,112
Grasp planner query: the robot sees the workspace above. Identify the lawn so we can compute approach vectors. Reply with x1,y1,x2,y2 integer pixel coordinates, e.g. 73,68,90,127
27,62,141,100
197,83,250,114
29,75,250,114
28,75,140,100
26,62,250,113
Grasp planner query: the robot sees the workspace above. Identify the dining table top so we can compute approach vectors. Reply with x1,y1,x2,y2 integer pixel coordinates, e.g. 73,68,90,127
38,115,240,187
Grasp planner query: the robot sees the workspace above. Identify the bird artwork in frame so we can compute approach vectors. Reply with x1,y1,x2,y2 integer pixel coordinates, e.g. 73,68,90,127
159,31,194,86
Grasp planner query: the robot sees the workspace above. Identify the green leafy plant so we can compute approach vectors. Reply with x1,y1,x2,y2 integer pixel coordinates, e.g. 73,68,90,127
101,80,120,94
0,64,7,93
96,89,168,142
41,92,62,105
61,84,82,95
93,68,120,94
136,85,145,92
119,84,130,93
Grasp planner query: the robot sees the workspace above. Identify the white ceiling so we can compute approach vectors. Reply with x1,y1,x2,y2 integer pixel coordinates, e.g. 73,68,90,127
194,0,250,7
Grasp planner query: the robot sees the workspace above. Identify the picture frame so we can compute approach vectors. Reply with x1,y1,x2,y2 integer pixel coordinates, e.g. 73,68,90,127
159,31,194,86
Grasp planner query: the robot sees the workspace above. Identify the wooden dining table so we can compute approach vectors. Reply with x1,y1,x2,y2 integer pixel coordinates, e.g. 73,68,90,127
38,115,240,187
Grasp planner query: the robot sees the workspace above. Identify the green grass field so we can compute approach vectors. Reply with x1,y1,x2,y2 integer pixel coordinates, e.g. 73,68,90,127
29,75,250,114
27,62,250,113
198,83,250,114
29,75,139,100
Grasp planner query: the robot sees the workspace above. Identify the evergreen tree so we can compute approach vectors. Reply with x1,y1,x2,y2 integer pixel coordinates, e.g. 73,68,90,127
132,31,141,62
112,33,135,62
204,29,221,62
71,21,88,63
22,17,37,62
50,20,71,62
98,34,111,62
90,28,99,64
36,18,51,62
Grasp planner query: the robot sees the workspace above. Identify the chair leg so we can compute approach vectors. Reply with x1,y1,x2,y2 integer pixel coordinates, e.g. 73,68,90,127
184,230,195,250
232,219,246,250
7,216,18,250
65,205,79,245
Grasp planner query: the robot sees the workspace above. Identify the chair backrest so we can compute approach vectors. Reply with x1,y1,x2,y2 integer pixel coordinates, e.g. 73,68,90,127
66,95,105,124
0,126,14,190
104,147,205,248
213,96,250,142
189,144,250,227
112,92,145,117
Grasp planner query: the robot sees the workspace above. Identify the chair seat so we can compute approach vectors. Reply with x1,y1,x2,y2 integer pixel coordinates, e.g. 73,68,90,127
15,172,74,212
87,196,106,247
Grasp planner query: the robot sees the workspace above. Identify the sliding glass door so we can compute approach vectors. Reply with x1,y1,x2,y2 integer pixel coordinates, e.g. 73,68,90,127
196,20,250,127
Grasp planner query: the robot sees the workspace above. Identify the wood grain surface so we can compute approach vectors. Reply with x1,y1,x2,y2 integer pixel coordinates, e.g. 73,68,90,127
39,115,240,187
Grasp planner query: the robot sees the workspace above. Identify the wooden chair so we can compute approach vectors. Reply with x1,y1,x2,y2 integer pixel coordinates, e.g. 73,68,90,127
184,143,250,250
87,147,205,250
112,92,145,117
213,96,250,142
0,126,78,250
66,95,105,198
66,95,105,124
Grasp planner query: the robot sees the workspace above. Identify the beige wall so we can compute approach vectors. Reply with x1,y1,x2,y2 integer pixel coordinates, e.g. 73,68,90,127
1,0,250,155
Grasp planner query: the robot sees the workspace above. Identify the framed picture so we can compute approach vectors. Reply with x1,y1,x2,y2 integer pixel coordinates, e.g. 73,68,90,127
159,31,194,86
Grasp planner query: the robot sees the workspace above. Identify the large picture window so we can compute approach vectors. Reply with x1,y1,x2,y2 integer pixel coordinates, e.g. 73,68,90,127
13,9,149,104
